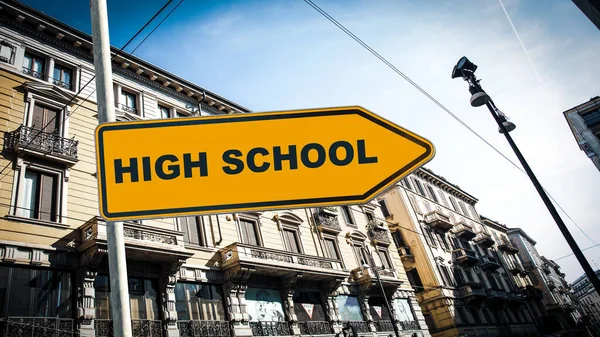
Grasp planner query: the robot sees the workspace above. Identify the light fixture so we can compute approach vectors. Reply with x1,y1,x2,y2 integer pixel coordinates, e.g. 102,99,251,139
498,115,516,133
451,56,478,79
469,86,490,107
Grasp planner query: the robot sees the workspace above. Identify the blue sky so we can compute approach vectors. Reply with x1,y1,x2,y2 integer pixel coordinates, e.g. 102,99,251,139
22,0,600,281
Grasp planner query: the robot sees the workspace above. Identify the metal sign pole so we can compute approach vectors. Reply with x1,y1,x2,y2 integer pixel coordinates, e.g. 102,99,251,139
90,0,132,336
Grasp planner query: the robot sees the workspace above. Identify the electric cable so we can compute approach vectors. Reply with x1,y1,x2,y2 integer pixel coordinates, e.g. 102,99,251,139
302,0,595,246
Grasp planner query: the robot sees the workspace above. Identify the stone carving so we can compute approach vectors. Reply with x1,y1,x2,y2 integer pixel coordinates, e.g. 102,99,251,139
297,257,332,269
250,249,293,263
123,227,177,245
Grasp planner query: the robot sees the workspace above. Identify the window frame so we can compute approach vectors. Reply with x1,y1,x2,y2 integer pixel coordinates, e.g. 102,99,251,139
236,213,263,246
51,62,74,90
378,199,391,218
425,184,438,202
323,234,343,266
412,178,426,196
178,215,205,247
22,51,46,80
158,104,171,119
341,206,356,226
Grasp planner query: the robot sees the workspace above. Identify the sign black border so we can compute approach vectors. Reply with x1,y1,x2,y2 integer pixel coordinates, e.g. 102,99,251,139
97,108,433,219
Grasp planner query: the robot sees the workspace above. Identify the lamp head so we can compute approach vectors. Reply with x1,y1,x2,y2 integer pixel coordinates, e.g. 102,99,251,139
468,85,490,107
499,121,516,133
452,56,478,79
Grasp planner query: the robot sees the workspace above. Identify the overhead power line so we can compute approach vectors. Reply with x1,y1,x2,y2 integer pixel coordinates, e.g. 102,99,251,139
301,0,596,247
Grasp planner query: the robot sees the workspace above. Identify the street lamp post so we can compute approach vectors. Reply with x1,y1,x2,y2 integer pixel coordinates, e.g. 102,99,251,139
451,56,600,297
363,245,402,337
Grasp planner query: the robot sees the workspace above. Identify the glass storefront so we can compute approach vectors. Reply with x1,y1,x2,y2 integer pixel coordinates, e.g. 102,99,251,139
294,292,327,321
246,287,285,322
175,283,225,321
95,275,160,320
335,295,363,321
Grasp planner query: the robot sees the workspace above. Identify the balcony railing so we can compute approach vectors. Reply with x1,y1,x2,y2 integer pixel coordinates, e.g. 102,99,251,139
486,289,507,302
452,248,479,265
315,208,341,232
298,321,332,335
178,320,230,337
250,321,291,336
367,220,391,244
95,319,162,337
22,67,44,79
0,317,75,337
5,125,79,163
51,77,72,90
458,283,486,302
374,320,394,332
473,232,494,247
343,321,370,333
399,246,414,262
423,211,452,230
479,255,501,270
399,320,420,330
119,103,138,115
453,221,476,240
498,239,518,253
507,263,526,275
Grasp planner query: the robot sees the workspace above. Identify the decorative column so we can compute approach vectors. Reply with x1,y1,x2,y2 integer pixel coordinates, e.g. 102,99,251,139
46,57,55,83
322,278,343,335
161,259,185,337
78,248,106,337
224,267,253,337
282,274,301,336
357,283,376,333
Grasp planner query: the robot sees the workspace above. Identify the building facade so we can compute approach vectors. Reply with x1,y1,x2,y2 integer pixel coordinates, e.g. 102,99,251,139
562,96,600,172
507,229,584,336
379,168,539,337
0,1,431,337
571,270,600,336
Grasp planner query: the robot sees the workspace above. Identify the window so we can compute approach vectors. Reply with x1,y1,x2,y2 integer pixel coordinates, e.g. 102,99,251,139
179,216,203,246
426,185,438,202
159,105,170,118
400,178,412,190
283,228,302,253
323,237,341,260
378,248,393,270
352,243,370,266
449,196,459,213
119,89,138,114
369,296,391,320
294,292,327,321
341,206,355,225
378,199,391,218
20,168,58,222
238,218,261,246
31,103,60,133
0,41,14,63
392,231,406,249
456,307,468,324
407,268,424,292
175,283,225,321
459,202,469,218
0,265,72,319
176,111,188,118
582,108,600,129
22,52,45,79
438,264,454,287
335,295,364,321
423,227,436,247
246,287,285,322
435,231,450,250
468,205,479,220
365,211,375,222
469,308,481,322
412,178,425,196
52,64,73,90
423,313,436,330
438,190,449,207
96,275,159,320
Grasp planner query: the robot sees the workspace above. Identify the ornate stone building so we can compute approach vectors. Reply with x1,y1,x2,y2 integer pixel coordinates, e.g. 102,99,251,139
0,1,430,337
379,168,540,337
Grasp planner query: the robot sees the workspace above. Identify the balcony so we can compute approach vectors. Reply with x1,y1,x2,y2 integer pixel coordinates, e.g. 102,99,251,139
521,285,544,300
507,263,526,275
458,283,486,303
452,248,479,266
4,125,78,166
0,317,74,336
486,289,507,304
544,301,574,313
298,321,333,335
453,220,476,240
178,321,231,337
374,320,394,332
119,103,138,115
351,265,400,285
220,243,347,279
498,239,519,253
342,321,370,334
542,264,551,274
398,246,414,263
78,216,192,266
399,320,420,330
367,219,391,244
22,66,44,79
548,280,556,290
250,321,291,336
479,255,501,270
423,211,452,231
473,232,495,247
96,319,162,337
315,207,341,233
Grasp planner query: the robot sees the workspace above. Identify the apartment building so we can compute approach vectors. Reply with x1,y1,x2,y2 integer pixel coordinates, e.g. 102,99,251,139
562,96,600,172
572,270,600,336
507,229,584,336
0,1,431,337
379,168,539,337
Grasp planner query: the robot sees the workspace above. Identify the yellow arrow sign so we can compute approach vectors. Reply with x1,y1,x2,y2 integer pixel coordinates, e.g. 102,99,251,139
95,106,434,221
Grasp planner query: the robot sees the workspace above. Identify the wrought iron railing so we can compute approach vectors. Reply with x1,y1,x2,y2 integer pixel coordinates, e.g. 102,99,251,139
119,104,138,115
250,321,291,336
343,321,370,333
0,317,75,337
178,320,230,337
315,208,341,231
298,321,332,335
374,320,394,332
51,77,72,90
95,319,163,337
452,248,479,264
367,220,391,244
473,232,494,246
5,125,78,160
22,67,44,79
399,320,420,330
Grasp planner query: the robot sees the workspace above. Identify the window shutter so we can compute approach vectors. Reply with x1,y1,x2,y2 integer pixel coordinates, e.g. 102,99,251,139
409,196,422,215
284,230,300,253
32,104,44,132
43,107,59,133
240,220,258,246
39,173,56,221
187,217,201,245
